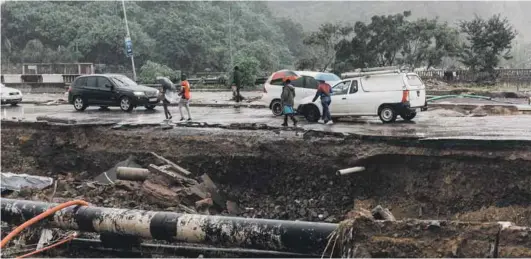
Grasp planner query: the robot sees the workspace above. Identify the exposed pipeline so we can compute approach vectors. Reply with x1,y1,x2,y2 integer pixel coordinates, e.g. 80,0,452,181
1,199,338,256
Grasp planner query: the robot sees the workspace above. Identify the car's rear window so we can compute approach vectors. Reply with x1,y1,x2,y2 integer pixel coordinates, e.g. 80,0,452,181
73,77,87,87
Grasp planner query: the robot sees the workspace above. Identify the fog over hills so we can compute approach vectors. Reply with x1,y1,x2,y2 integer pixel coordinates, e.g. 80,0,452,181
268,1,531,42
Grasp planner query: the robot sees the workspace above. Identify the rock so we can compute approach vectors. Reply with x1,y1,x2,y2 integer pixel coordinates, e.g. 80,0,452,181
141,180,180,207
325,216,337,223
372,205,396,221
299,208,307,217
226,200,241,215
115,180,141,192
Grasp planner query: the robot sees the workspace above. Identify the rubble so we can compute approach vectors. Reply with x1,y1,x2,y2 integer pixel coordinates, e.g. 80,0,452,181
331,211,531,258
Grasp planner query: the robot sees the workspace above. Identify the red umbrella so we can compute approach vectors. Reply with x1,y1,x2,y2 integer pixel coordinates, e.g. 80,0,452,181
271,70,298,81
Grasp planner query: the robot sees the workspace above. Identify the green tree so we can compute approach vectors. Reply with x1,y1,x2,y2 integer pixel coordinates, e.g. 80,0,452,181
402,18,460,69
459,14,517,74
138,61,177,84
234,55,260,87
303,22,353,71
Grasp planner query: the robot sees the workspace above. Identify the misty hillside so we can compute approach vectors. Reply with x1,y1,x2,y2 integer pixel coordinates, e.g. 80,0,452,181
268,1,531,42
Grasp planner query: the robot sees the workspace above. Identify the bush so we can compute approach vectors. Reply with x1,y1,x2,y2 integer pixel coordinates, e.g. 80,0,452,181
138,61,176,84
234,55,260,87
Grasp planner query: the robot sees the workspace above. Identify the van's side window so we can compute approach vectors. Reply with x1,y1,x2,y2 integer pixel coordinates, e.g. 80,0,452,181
349,80,358,94
332,81,351,95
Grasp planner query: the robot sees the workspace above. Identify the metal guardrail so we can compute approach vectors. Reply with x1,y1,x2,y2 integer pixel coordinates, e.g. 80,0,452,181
417,69,531,83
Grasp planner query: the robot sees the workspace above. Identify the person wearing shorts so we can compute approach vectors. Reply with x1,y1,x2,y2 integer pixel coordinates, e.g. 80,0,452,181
179,74,192,121
280,78,297,127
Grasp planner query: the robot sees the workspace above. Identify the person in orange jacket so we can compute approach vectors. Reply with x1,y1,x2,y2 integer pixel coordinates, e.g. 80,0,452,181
178,74,192,121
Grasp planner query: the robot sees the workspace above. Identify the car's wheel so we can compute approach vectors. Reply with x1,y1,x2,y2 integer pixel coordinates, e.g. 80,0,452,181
10,102,18,106
119,96,134,112
304,105,320,123
145,104,156,110
73,96,87,111
271,100,283,116
379,105,397,123
400,110,417,121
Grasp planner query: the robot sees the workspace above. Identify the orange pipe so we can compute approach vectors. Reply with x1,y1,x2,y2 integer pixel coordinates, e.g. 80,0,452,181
0,200,89,249
16,232,78,258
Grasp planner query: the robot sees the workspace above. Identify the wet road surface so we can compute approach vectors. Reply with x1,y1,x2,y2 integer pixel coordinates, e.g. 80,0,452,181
2,103,531,140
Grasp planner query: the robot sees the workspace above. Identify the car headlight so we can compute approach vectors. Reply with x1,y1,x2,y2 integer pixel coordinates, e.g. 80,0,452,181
155,90,160,96
133,91,145,96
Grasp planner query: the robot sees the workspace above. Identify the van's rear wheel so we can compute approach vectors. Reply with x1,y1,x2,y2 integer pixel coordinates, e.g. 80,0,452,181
305,105,320,123
400,110,417,121
379,105,397,123
271,100,283,116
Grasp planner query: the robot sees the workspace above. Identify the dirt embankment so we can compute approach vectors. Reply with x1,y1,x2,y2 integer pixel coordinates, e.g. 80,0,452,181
1,122,530,227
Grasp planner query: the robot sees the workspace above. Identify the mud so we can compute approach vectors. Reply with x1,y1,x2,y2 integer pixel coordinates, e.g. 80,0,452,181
1,121,531,256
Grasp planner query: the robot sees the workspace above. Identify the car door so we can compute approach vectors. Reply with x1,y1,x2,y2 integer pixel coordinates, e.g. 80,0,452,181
330,80,351,115
84,76,100,103
345,79,365,115
96,76,116,105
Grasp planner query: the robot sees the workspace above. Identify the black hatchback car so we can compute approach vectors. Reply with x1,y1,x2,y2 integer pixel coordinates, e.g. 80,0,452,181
68,74,160,112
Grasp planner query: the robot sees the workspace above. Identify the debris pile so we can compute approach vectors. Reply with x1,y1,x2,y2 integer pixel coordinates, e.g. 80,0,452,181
118,152,231,215
3,153,236,216
328,206,531,258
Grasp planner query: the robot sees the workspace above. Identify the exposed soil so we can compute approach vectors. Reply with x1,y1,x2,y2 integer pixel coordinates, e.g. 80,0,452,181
1,121,531,257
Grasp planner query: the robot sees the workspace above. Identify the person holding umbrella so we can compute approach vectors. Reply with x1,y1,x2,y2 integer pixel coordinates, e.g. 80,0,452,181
157,76,176,121
280,77,297,127
312,74,333,124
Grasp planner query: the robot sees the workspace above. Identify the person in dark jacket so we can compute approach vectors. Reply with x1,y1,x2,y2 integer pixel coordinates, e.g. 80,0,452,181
312,75,333,124
231,66,243,103
281,78,297,127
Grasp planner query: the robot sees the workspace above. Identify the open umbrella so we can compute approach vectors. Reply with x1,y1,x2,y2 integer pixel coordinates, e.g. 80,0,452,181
271,70,298,81
269,70,298,85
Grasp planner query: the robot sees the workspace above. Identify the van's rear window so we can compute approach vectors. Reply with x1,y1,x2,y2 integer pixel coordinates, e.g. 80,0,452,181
406,75,423,86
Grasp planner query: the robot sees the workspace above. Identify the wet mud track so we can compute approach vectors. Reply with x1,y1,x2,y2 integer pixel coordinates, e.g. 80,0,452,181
1,121,531,257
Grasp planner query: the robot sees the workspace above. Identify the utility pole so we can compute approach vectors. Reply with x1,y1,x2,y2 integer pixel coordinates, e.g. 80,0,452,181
121,0,137,81
229,4,233,70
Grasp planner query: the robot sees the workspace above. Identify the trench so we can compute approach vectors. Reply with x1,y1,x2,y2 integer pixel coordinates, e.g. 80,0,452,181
1,122,531,256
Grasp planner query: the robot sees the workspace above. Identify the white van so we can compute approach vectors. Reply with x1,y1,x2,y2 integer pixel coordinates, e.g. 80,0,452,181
261,70,341,116
297,72,427,123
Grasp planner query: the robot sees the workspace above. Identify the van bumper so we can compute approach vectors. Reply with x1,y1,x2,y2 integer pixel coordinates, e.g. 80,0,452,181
397,101,428,112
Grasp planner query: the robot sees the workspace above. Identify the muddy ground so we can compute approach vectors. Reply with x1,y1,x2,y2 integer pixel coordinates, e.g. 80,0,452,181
1,121,531,257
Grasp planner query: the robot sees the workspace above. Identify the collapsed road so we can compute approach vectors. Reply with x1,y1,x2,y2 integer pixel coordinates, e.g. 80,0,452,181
1,120,531,257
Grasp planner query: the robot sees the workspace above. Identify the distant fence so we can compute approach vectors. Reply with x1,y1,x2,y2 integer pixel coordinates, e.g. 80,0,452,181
416,69,531,83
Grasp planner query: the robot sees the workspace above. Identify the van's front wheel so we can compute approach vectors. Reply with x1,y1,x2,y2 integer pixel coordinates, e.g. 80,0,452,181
379,105,397,123
400,110,417,121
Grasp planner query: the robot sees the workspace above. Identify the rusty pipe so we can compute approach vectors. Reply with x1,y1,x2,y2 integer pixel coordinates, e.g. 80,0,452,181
1,198,337,255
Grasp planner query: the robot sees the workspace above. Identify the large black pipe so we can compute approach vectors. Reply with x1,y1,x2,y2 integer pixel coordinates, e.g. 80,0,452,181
1,198,337,255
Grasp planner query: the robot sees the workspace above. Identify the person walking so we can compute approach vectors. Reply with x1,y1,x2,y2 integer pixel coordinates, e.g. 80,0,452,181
157,76,175,120
281,78,297,127
231,66,243,103
312,75,333,124
178,74,192,121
